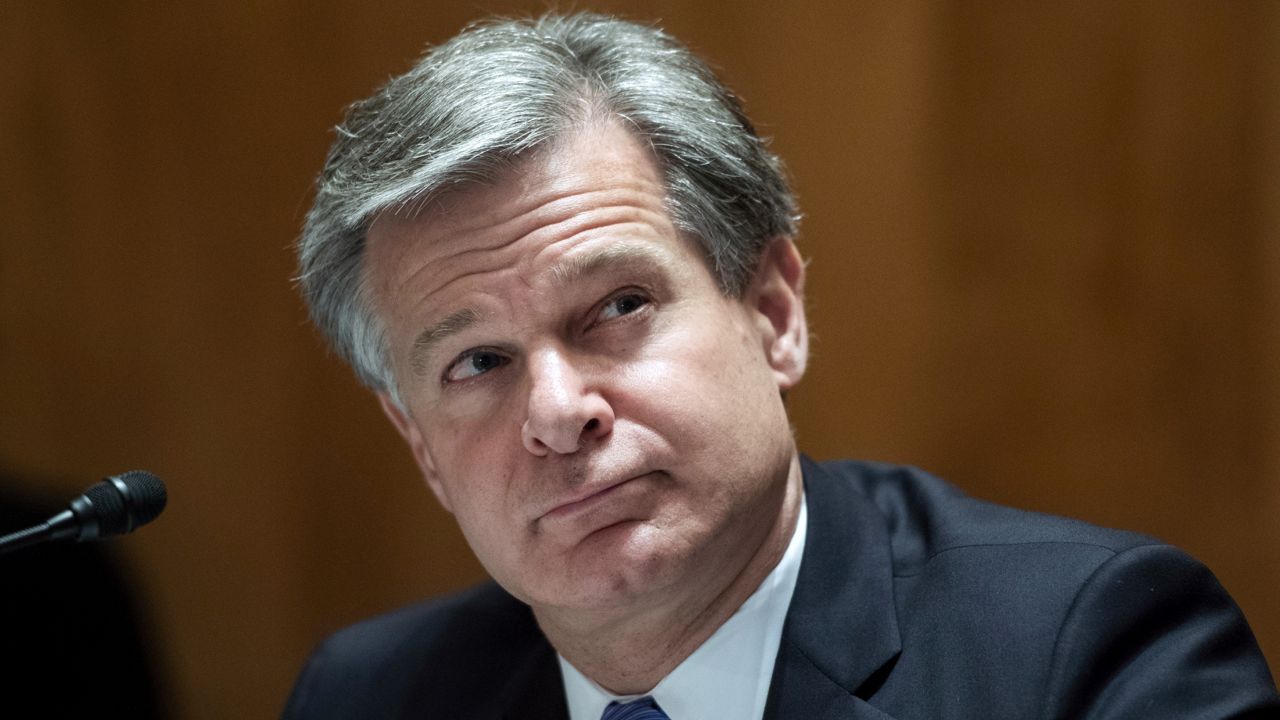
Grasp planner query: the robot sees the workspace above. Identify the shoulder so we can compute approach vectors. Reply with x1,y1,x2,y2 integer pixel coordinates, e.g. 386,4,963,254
807,458,1159,571
802,457,1280,716
805,457,1171,650
308,581,535,667
283,582,546,719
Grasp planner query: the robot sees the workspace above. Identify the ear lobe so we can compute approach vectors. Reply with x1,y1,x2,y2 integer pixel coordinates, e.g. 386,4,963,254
747,237,809,391
376,392,454,513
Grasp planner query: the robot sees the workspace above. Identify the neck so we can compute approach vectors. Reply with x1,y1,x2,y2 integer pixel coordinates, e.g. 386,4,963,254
535,456,804,695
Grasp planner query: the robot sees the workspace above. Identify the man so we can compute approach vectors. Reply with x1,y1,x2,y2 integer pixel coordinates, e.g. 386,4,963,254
285,13,1278,719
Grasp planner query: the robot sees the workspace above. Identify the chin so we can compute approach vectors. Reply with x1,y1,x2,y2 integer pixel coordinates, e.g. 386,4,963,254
523,524,693,611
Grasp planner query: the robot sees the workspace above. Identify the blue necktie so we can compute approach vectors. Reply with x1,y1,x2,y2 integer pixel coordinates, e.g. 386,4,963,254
601,695,671,720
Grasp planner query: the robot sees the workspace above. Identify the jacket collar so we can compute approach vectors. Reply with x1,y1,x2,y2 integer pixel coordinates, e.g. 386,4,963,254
498,635,569,720
763,456,902,719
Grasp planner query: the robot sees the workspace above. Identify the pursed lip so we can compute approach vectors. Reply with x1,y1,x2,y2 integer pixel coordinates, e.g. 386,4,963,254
539,474,644,521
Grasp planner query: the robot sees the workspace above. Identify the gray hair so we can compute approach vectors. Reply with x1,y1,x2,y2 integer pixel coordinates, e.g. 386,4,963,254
297,12,799,396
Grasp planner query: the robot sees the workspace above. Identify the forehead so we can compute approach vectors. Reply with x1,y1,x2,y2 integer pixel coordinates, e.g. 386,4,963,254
368,121,665,247
361,122,707,355
366,121,674,284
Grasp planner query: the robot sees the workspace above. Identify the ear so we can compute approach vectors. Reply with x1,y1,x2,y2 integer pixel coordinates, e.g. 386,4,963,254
746,237,809,392
377,392,454,513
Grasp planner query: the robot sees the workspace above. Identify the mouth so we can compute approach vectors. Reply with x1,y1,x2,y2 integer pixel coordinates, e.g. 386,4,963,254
540,473,647,522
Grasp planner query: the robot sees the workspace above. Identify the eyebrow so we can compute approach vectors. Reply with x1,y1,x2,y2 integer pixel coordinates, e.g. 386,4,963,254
407,241,672,377
549,241,670,288
409,307,483,377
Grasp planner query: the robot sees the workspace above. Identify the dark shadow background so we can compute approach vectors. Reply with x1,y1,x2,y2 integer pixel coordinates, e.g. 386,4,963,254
2,2,1276,717
0,468,167,717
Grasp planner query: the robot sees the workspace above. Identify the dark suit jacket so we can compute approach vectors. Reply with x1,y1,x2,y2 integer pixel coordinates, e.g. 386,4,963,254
283,457,1280,719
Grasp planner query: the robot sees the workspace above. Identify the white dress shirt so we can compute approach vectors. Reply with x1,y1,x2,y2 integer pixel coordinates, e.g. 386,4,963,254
559,495,808,720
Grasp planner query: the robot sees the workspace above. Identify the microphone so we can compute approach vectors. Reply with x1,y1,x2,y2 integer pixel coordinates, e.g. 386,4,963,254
0,471,167,556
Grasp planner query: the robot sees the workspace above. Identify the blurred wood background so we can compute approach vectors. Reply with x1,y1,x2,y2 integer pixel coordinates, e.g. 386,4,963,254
2,1,1276,716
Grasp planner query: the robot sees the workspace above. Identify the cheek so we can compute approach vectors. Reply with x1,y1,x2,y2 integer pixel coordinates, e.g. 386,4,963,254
637,316,770,406
435,463,526,580
618,324,777,449
423,420,520,529
426,389,526,466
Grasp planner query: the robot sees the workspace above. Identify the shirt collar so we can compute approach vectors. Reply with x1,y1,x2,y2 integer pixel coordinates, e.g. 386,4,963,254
560,494,808,720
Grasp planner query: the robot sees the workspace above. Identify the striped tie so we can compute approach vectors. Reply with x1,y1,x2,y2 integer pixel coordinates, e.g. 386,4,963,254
600,696,671,720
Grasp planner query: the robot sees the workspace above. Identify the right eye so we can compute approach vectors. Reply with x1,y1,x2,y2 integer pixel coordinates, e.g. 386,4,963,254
444,349,509,384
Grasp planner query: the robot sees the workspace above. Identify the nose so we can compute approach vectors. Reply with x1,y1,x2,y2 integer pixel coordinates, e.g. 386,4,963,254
521,347,614,456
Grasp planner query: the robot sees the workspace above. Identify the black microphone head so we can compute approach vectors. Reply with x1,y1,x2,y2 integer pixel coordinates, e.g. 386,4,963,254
82,471,167,537
114,470,167,529
83,481,127,535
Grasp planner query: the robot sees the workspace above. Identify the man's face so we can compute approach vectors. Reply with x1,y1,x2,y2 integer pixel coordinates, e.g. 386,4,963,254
364,121,807,614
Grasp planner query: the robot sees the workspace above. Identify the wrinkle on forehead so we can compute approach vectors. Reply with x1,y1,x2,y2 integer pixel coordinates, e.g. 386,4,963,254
388,193,668,320
372,118,665,245
363,120,677,379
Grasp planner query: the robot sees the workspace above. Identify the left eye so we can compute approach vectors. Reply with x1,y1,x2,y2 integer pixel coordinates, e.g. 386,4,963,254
598,292,650,321
444,349,509,383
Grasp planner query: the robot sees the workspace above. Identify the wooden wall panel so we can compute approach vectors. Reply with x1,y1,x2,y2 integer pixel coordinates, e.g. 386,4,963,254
1,2,1275,716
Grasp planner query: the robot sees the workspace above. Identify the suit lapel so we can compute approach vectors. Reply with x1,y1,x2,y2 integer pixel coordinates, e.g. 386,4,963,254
764,457,902,719
765,644,899,720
